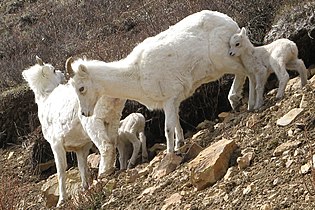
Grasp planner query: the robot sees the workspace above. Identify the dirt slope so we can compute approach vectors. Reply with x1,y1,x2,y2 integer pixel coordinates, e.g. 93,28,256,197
2,76,315,210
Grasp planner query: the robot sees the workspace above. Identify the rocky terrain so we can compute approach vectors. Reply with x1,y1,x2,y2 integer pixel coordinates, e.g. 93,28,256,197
2,73,315,210
1,0,315,210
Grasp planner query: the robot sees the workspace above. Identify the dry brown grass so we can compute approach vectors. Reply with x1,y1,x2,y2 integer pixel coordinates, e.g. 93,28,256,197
0,0,298,91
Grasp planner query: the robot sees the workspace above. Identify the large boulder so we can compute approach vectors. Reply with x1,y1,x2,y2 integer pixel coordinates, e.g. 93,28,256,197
188,138,238,190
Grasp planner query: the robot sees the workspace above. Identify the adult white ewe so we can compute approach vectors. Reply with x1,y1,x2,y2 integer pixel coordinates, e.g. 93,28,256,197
66,10,256,154
22,57,125,206
229,27,308,109
117,113,148,170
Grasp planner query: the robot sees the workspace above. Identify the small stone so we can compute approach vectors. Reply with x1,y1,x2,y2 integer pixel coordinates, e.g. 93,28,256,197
301,162,311,174
237,152,255,170
273,178,279,186
276,108,304,126
260,203,272,210
7,151,14,160
287,129,294,137
152,153,182,179
218,112,231,122
161,193,182,210
286,159,293,168
181,142,203,163
125,169,139,183
137,186,158,199
299,94,308,108
273,140,301,156
224,167,237,181
243,183,253,195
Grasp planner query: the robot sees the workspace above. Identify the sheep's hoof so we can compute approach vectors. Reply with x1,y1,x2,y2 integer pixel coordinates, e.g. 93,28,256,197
98,167,116,179
127,162,136,169
56,198,66,207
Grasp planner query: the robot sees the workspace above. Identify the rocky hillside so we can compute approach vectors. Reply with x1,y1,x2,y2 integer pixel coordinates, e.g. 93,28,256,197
2,71,315,209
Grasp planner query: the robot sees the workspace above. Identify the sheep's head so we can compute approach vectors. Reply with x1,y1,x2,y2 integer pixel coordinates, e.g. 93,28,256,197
22,56,65,99
66,57,98,117
228,27,247,57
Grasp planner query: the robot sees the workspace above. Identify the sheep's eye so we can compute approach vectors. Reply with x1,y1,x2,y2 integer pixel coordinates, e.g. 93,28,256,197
53,69,56,73
235,43,240,47
79,87,85,93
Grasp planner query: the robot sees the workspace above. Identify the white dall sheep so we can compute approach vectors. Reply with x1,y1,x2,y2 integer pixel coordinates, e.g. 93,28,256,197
229,27,308,109
117,113,148,170
22,57,125,207
66,10,258,154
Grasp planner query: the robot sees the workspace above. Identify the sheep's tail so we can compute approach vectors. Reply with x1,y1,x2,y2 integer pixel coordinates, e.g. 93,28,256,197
289,41,299,58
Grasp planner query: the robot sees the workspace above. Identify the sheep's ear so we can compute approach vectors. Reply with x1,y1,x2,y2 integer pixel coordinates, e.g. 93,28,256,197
36,56,44,66
77,64,89,77
240,27,246,37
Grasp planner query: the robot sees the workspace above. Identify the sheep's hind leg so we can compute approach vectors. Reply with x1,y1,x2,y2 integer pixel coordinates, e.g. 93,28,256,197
175,118,184,151
51,143,67,207
117,141,128,170
271,60,290,99
286,59,308,87
76,142,92,190
125,132,141,169
139,131,148,162
163,98,181,153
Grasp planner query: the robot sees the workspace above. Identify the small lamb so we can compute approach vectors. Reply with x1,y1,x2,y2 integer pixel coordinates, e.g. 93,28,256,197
117,113,148,170
229,27,308,109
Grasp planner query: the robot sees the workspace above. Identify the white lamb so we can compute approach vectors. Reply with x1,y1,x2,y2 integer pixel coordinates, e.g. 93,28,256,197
117,113,148,170
229,27,308,109
22,56,125,207
66,10,259,154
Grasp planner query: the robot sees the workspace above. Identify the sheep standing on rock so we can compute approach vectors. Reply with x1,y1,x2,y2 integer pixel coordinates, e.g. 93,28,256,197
117,113,148,170
229,27,308,109
66,10,260,155
22,57,125,207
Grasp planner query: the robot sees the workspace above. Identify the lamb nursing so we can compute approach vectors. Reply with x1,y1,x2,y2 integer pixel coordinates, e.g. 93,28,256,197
66,10,259,155
22,57,125,206
117,113,148,170
229,27,308,109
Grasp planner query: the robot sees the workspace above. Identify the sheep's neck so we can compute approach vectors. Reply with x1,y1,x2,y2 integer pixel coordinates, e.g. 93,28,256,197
239,43,257,69
91,61,143,101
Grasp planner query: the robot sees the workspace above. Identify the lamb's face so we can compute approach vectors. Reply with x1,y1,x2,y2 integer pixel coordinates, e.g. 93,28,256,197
228,33,243,57
69,65,98,117
228,27,247,57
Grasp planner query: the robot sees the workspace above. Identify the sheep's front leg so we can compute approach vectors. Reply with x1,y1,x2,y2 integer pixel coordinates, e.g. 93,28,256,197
254,67,268,110
51,143,67,207
84,119,116,178
228,74,246,110
164,98,181,153
76,142,92,190
247,73,257,111
98,141,116,178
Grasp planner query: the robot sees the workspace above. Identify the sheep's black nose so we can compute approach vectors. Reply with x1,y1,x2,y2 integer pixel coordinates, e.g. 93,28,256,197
229,52,234,56
82,112,86,116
